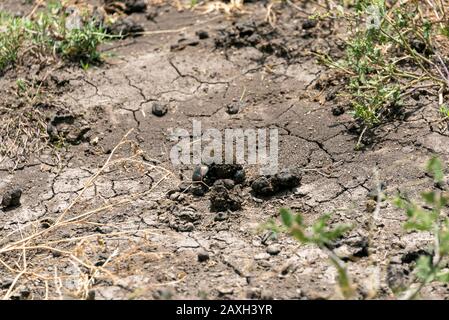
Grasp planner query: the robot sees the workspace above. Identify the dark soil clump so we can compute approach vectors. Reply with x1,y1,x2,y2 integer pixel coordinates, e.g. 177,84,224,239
252,172,300,196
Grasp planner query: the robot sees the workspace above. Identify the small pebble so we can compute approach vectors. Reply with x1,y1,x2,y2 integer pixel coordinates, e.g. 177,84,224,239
266,245,281,255
255,253,270,260
214,212,228,221
153,288,173,300
196,30,209,39
334,245,353,260
0,278,13,289
2,188,22,209
390,256,402,264
10,287,31,300
217,287,234,296
226,102,240,115
169,192,180,201
152,103,168,117
40,219,53,229
331,105,344,116
197,249,210,262
302,19,317,30
86,290,95,300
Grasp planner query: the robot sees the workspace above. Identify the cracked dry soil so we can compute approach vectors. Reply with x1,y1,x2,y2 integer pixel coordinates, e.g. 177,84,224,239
2,1,449,300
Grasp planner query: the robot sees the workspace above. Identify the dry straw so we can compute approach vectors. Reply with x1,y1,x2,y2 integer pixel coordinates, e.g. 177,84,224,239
0,129,182,299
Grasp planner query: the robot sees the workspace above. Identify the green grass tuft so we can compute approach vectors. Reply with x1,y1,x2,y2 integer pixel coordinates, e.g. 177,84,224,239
0,3,107,73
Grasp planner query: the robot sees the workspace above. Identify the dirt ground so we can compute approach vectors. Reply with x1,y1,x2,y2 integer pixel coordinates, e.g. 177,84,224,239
1,0,449,300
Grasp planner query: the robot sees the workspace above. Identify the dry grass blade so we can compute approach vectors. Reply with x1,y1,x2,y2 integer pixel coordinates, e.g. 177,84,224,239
0,130,179,299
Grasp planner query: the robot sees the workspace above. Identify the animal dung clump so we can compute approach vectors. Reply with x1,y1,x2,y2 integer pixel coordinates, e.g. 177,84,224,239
251,171,300,196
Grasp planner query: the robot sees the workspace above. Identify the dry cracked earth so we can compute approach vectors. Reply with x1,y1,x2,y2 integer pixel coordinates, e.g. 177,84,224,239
1,0,449,300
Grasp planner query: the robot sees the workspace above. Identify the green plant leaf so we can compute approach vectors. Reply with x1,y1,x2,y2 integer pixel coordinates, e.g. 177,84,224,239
421,191,436,205
436,270,449,282
427,157,444,184
415,255,434,283
280,208,293,228
439,221,449,256
404,207,437,231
